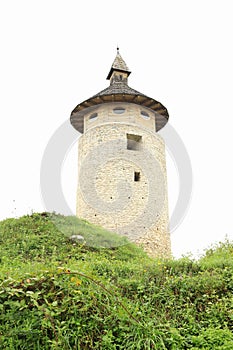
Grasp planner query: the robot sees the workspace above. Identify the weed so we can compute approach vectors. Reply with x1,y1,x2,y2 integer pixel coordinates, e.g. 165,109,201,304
0,213,233,349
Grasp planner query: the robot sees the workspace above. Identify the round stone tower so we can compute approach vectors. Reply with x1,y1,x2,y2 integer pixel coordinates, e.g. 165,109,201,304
70,49,171,257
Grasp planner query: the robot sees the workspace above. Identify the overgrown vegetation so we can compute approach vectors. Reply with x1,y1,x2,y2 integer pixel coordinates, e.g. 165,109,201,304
0,213,232,349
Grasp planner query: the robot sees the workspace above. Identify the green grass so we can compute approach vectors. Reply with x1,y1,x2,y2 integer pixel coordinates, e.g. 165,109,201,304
0,213,233,349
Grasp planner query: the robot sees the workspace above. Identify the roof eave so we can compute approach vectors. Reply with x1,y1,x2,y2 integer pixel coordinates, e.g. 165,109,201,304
70,93,169,134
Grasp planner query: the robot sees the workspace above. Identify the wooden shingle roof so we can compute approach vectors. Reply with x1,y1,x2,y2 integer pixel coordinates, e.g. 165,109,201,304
70,51,169,133
106,49,131,79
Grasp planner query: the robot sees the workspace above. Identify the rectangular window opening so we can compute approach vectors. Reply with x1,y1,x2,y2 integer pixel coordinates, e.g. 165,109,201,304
127,134,142,151
134,171,141,182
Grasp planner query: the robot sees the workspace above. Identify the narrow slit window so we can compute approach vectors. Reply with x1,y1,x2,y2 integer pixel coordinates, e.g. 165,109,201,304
134,172,140,182
127,134,142,151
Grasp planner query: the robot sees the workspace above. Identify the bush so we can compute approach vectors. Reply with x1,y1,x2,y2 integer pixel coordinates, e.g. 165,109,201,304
0,213,233,349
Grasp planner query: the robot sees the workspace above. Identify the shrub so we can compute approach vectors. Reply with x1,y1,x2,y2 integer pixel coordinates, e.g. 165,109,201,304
0,213,233,349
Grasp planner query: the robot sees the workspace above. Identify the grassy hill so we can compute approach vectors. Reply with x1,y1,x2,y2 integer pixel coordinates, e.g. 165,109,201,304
0,213,233,349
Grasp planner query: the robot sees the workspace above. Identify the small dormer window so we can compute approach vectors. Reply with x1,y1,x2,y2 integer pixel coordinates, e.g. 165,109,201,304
89,113,98,121
141,111,150,119
113,107,125,114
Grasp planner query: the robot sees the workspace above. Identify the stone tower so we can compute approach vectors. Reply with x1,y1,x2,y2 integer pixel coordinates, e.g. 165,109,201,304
70,50,171,257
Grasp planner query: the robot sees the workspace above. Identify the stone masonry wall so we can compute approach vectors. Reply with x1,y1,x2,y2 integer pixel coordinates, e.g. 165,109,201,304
76,103,171,257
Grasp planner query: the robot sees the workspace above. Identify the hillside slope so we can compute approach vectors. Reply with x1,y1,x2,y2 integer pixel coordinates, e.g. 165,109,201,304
0,213,233,349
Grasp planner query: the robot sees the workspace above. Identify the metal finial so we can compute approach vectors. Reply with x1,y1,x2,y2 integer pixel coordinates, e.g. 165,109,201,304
117,46,119,54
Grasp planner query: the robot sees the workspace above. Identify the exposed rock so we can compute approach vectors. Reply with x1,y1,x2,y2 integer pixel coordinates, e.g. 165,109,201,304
69,235,85,244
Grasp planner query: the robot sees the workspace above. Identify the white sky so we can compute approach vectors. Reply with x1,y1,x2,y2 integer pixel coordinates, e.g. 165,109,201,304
1,1,233,258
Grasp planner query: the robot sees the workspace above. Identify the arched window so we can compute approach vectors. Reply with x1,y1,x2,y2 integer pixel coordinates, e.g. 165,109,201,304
113,107,125,114
141,111,150,119
89,113,98,121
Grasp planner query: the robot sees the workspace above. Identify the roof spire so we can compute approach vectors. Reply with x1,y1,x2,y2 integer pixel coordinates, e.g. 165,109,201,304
106,49,131,80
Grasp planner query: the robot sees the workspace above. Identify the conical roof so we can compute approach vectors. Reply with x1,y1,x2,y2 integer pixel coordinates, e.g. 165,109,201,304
106,49,131,79
70,51,169,133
